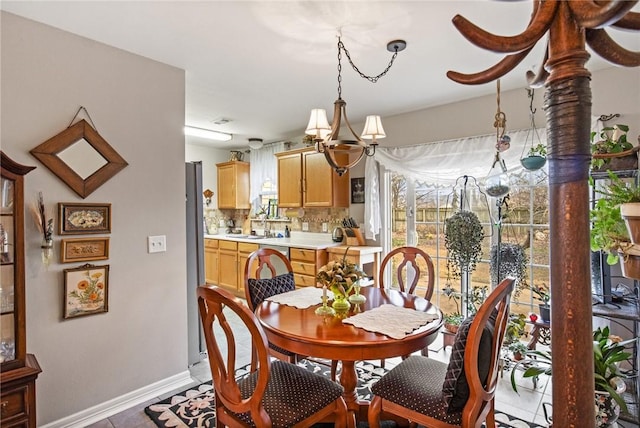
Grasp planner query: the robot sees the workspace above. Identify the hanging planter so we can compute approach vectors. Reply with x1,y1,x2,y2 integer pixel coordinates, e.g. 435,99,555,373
591,124,638,172
520,89,547,172
444,210,484,279
520,143,547,171
490,242,528,290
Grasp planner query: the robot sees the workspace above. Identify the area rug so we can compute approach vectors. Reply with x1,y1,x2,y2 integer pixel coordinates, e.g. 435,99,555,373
144,359,544,428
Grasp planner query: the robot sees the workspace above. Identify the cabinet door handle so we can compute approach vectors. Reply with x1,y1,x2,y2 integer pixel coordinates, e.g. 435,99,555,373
1,400,8,416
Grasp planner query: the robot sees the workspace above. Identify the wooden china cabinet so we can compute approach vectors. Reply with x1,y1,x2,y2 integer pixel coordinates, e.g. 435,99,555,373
0,152,41,428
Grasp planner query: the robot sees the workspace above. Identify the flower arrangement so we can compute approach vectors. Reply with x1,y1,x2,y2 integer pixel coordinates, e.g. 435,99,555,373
316,253,365,300
31,191,53,243
69,269,105,309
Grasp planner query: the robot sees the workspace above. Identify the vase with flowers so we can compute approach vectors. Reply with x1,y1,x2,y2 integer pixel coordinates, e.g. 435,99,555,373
316,249,365,313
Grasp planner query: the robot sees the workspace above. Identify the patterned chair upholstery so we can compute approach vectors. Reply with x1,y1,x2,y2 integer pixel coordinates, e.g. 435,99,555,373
244,248,298,371
198,285,348,427
368,277,515,428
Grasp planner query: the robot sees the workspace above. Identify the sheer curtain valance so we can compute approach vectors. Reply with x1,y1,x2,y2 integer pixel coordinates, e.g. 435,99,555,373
364,128,547,239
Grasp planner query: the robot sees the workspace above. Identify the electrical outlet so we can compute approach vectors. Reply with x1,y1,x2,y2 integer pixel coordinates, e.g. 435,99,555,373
322,222,328,232
302,222,309,232
148,235,167,253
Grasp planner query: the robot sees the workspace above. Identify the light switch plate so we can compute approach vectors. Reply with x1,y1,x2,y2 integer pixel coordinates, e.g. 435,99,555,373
302,222,309,231
148,235,167,253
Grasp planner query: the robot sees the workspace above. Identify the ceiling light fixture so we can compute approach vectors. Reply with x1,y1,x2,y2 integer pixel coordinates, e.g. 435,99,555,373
184,126,232,142
248,138,264,150
305,36,406,176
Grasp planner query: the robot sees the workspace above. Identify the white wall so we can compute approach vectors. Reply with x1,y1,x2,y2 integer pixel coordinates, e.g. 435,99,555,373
185,143,229,209
1,12,188,425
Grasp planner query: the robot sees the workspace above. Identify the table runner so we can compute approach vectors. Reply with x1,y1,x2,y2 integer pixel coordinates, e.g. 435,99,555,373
265,287,332,309
342,304,439,339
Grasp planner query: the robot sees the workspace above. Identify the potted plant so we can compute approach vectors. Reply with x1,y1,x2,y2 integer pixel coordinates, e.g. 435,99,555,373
591,124,637,171
511,326,637,426
531,284,551,323
590,170,640,279
490,242,528,292
504,313,526,346
444,210,484,279
508,341,528,361
520,143,547,171
443,312,464,334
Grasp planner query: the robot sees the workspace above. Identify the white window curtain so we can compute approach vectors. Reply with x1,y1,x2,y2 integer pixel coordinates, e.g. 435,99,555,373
249,142,285,213
364,128,547,240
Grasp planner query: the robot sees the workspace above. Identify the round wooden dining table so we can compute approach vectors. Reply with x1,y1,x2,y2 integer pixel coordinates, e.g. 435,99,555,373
255,286,443,426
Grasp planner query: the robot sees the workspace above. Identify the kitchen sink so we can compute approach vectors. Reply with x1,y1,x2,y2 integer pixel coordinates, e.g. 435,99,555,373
225,234,266,239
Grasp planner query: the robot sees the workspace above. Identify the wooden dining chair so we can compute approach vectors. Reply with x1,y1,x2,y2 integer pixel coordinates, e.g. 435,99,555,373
244,248,299,370
379,246,436,359
368,277,515,428
198,285,349,428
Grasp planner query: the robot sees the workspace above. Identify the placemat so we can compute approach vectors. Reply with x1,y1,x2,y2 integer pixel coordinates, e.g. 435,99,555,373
265,286,332,309
342,304,439,339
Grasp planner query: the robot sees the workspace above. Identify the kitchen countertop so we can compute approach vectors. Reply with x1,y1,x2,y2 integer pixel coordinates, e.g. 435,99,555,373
204,233,343,250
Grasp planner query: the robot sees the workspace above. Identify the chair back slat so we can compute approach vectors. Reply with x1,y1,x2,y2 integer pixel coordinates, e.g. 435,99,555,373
379,246,435,300
197,285,272,418
462,277,515,427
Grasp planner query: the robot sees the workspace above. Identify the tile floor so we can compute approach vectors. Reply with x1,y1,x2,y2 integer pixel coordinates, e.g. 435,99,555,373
86,311,638,428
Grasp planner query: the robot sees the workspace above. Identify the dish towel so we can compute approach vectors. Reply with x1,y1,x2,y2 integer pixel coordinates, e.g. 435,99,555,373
342,304,439,339
265,287,332,309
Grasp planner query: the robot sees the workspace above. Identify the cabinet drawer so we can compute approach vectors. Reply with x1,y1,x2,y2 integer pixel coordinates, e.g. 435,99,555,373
1,385,27,421
291,261,316,276
219,240,238,251
294,274,317,288
238,242,259,254
204,239,218,249
290,248,317,263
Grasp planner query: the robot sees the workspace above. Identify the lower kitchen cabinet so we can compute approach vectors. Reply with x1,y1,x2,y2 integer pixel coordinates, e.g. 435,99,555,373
204,239,219,284
238,242,259,294
218,240,238,292
290,247,327,288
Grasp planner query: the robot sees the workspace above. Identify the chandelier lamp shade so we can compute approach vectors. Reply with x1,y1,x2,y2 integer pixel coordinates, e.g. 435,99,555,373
305,36,405,176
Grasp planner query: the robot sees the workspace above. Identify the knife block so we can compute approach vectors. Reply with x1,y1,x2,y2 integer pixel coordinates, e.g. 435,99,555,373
344,228,365,246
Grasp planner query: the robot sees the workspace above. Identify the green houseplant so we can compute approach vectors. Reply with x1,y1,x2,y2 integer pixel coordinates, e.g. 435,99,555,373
490,243,527,293
511,326,637,422
590,171,640,278
591,124,635,171
444,210,484,279
531,284,551,322
508,341,528,361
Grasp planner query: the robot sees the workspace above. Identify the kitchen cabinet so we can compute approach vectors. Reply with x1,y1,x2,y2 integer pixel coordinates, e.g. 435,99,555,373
215,240,259,297
218,240,238,292
217,161,250,209
290,247,328,288
204,239,219,284
276,148,349,208
0,152,41,428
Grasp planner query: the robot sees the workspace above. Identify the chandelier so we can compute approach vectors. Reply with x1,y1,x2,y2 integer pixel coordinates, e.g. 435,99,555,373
305,36,406,176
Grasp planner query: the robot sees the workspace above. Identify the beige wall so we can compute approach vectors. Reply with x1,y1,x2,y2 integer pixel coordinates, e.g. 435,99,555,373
1,12,187,425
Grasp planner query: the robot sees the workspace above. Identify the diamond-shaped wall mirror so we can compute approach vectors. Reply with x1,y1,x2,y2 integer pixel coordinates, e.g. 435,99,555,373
31,119,128,198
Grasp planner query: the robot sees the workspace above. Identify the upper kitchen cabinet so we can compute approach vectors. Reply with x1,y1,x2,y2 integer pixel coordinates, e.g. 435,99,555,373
276,147,349,208
217,161,250,209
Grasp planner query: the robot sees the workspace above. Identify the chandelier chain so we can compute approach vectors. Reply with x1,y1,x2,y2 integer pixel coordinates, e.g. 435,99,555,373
338,38,400,84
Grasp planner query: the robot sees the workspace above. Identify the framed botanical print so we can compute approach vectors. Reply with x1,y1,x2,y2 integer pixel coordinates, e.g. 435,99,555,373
59,202,111,235
63,264,109,319
60,237,109,263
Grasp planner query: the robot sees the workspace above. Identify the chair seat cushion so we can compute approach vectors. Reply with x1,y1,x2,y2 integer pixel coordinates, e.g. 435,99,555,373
236,360,344,427
371,355,462,425
247,272,295,309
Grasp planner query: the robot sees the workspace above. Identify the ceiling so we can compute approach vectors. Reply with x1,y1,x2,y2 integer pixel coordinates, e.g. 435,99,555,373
2,1,638,150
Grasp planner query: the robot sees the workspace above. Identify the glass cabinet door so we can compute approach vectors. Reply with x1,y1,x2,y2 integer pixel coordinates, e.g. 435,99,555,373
0,175,16,365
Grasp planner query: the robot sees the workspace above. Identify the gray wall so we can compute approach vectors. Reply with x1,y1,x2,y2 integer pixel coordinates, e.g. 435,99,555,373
2,12,187,424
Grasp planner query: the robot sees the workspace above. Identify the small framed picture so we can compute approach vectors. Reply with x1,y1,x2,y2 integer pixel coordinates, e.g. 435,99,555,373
351,178,365,204
63,264,109,319
60,237,110,263
58,203,111,235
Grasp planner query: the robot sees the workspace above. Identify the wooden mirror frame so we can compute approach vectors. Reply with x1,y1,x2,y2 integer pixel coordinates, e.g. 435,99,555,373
30,119,128,198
